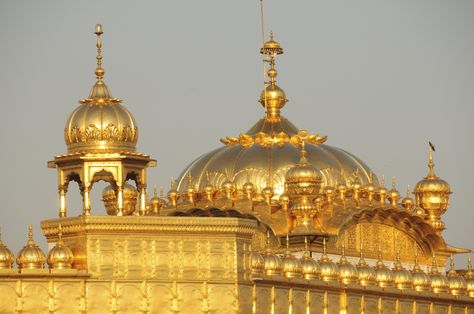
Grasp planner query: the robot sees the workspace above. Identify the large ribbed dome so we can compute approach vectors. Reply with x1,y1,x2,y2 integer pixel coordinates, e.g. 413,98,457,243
176,117,377,195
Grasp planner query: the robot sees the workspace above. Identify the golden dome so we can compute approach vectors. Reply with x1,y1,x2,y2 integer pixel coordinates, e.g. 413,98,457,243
16,225,46,270
64,24,138,154
263,251,282,276
176,31,378,199
300,237,320,280
281,236,302,278
319,239,339,282
47,225,74,269
429,256,449,294
0,230,14,269
102,182,138,216
414,147,451,231
250,250,265,278
392,251,413,290
446,255,467,296
148,186,166,215
285,144,322,196
338,245,359,285
387,177,401,206
411,252,431,292
374,248,394,288
401,185,415,211
263,232,283,276
356,248,376,287
466,256,474,298
177,141,377,199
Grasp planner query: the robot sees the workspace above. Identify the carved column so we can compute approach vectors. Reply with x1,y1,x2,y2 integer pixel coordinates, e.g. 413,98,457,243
58,185,68,218
139,184,147,216
116,184,123,216
83,184,91,216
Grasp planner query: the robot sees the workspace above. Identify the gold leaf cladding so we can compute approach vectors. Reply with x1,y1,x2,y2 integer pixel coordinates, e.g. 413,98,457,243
64,124,138,145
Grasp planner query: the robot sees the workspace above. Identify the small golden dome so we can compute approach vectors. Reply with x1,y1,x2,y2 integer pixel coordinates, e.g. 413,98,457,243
414,147,451,231
167,177,180,207
356,248,376,287
148,186,166,215
401,185,415,211
446,255,467,296
263,252,283,276
411,251,431,292
466,256,474,298
300,237,320,280
16,225,46,270
392,251,413,290
281,236,302,278
47,225,74,269
64,25,138,154
388,177,401,206
285,144,322,197
377,175,388,204
262,185,274,201
429,255,449,294
263,232,283,276
250,249,265,278
319,239,339,282
0,230,14,269
338,245,359,285
243,180,255,196
102,182,138,216
374,248,394,288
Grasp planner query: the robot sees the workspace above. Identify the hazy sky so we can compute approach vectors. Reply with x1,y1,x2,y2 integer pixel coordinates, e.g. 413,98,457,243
0,1,473,268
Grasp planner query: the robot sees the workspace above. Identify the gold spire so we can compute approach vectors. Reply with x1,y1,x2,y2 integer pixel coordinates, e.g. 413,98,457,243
81,24,120,104
427,142,438,179
94,24,104,82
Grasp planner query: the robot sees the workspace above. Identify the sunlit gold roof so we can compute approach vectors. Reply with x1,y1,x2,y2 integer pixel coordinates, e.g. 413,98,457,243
64,24,138,154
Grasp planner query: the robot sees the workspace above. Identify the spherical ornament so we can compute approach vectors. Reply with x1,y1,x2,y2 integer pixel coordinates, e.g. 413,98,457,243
16,225,46,270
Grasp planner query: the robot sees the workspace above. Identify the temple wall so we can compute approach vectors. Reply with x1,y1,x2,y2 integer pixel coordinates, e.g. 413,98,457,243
0,278,472,313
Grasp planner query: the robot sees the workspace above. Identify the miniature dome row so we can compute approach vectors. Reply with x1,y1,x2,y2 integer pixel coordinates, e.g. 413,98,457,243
0,225,73,270
251,246,474,298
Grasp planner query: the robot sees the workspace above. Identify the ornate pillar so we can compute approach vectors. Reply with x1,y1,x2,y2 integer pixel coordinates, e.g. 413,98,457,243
83,183,91,216
116,184,123,216
58,185,68,218
139,184,147,216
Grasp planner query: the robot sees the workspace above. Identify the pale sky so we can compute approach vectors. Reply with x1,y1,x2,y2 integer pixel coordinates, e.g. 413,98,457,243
0,0,473,268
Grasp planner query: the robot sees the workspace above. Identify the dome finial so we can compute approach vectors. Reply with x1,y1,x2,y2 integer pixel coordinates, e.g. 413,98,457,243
153,184,158,197
427,142,438,178
94,24,104,82
28,224,33,242
259,30,286,121
469,256,472,272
